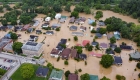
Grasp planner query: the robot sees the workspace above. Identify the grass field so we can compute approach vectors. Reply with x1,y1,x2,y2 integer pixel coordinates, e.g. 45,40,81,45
11,64,48,80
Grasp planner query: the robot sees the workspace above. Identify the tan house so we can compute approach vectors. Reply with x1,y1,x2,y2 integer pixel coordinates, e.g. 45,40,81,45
22,42,43,57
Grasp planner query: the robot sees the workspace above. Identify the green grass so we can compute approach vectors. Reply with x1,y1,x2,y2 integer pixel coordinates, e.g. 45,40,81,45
11,64,48,80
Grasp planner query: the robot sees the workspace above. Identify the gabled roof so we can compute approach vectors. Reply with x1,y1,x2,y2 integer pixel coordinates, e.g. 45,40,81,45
60,48,71,59
91,42,98,46
88,18,94,25
98,21,105,26
114,56,122,64
56,39,67,51
100,43,108,49
106,50,115,55
109,43,117,50
46,31,54,34
82,40,90,46
68,73,78,80
23,24,30,30
0,26,8,30
80,26,86,30
130,52,140,59
27,28,33,33
36,30,41,33
52,24,61,28
36,67,49,77
71,49,77,58
49,69,63,80
7,25,14,29
107,34,113,40
50,48,59,55
79,54,87,60
0,38,12,49
96,33,102,38
70,26,77,31
120,45,132,50
30,35,38,39
69,17,75,23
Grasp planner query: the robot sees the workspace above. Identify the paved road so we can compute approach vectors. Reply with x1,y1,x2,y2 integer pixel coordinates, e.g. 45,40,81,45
0,52,36,80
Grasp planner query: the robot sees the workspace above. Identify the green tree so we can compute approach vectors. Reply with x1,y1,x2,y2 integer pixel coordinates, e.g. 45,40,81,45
1,20,7,26
98,28,107,34
92,22,96,26
114,47,121,53
85,43,93,51
74,46,83,54
116,74,126,80
100,54,114,68
12,42,23,54
65,3,71,12
53,1,62,13
136,63,140,69
71,11,79,18
74,36,78,41
64,60,68,65
84,7,91,14
0,68,6,75
95,11,103,20
20,63,34,79
10,32,18,41
110,37,116,44
100,76,110,80
80,73,90,80
65,70,71,77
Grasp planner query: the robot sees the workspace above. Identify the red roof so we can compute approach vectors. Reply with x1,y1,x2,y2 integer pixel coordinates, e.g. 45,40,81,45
89,52,103,58
22,24,30,30
82,40,90,46
76,43,82,46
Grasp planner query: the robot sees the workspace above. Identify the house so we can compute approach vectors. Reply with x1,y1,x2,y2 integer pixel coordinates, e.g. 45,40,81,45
109,43,117,50
79,54,87,60
100,43,108,49
91,42,98,46
0,26,8,31
114,31,121,40
45,17,51,22
21,42,43,57
82,40,90,46
36,67,49,77
75,17,86,24
3,40,13,53
80,26,86,32
7,25,14,30
89,75,99,80
46,31,54,35
55,13,61,19
36,30,42,34
60,48,71,60
72,32,84,36
107,34,113,40
51,24,61,29
33,20,39,27
69,26,77,31
71,49,77,58
88,18,94,25
49,69,63,80
90,26,94,31
42,23,49,28
106,49,115,55
61,16,67,20
96,28,100,32
69,17,75,23
59,18,65,23
56,39,67,51
95,33,102,38
130,52,140,60
0,38,13,52
89,52,103,58
27,28,33,33
37,58,46,65
114,56,122,65
50,48,60,58
15,26,23,31
22,24,30,31
120,45,133,50
68,73,78,80
98,21,105,26
29,35,38,42
4,33,11,39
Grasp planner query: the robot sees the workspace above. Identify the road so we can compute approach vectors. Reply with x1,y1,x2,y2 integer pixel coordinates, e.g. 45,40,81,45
0,52,37,80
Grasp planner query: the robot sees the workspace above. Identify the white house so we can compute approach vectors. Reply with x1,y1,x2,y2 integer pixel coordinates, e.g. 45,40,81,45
50,48,60,58
55,13,61,19
22,42,43,57
45,17,51,22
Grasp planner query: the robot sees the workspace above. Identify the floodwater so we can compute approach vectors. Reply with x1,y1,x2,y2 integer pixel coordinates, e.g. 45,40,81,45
0,5,140,80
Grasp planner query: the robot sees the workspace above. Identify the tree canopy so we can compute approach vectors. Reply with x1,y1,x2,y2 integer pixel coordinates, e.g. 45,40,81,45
12,42,23,54
110,37,116,44
100,76,110,80
100,54,114,68
80,73,90,80
20,63,34,79
71,11,79,18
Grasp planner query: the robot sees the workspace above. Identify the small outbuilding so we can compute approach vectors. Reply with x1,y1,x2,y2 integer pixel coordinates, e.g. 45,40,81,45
45,17,51,22
55,13,61,19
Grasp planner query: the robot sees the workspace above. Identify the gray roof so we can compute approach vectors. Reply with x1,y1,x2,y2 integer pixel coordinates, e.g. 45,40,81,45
70,26,77,31
52,24,61,28
46,31,54,34
0,38,12,49
3,42,13,51
96,33,102,38
72,32,84,36
91,42,98,46
22,42,43,51
49,69,63,80
130,52,140,59
59,19,65,23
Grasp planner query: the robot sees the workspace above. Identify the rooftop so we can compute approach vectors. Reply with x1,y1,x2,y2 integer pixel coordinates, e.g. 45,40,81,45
114,56,122,64
130,52,140,59
36,67,49,77
49,69,63,80
89,75,99,80
22,42,43,51
50,48,59,55
68,73,78,80
0,38,12,49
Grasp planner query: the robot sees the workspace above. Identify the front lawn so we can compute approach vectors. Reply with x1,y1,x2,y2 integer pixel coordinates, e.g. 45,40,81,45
11,63,48,80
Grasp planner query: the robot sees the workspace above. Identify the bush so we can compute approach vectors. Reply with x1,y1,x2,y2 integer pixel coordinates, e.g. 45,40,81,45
57,57,60,62
74,70,78,74
138,73,140,78
74,36,78,41
0,68,6,75
92,22,96,26
56,28,60,31
116,74,126,80
78,69,82,72
134,68,137,71
68,38,71,41
65,70,71,77
137,63,140,69
85,61,87,65
129,57,132,61
64,60,68,65
114,47,121,53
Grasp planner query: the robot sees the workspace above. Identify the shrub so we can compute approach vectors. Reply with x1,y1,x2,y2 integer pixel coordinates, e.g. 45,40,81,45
129,57,132,61
68,38,71,41
57,57,60,62
85,61,87,65
56,28,60,31
138,73,140,78
75,70,78,74
64,60,68,65
114,47,121,53
74,36,78,41
134,68,137,71
65,70,71,77
116,74,126,80
78,69,82,72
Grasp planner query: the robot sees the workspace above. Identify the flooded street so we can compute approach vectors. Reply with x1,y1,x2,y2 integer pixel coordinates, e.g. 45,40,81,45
0,5,140,80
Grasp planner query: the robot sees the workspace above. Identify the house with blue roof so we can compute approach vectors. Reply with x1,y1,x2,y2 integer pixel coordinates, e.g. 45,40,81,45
90,75,99,80
114,56,122,65
36,67,49,77
114,31,121,40
88,18,94,25
4,33,11,39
